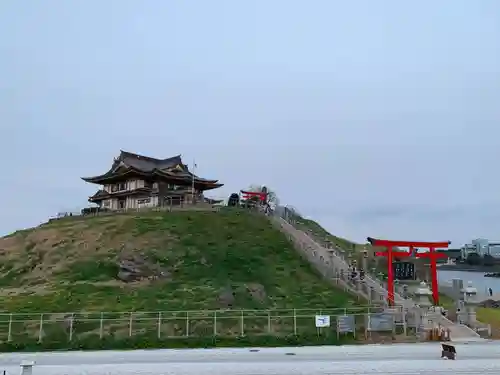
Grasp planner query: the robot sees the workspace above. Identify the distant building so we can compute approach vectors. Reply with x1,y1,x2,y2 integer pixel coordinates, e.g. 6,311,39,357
460,238,500,258
81,150,223,210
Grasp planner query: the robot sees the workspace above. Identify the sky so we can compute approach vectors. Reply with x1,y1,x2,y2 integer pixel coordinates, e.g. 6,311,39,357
0,0,499,246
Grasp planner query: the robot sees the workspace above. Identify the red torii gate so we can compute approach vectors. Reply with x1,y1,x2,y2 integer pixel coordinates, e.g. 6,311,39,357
367,237,450,306
240,190,267,202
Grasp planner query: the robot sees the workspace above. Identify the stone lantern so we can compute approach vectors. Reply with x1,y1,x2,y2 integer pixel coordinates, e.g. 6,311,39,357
461,281,480,326
415,281,433,308
414,281,434,335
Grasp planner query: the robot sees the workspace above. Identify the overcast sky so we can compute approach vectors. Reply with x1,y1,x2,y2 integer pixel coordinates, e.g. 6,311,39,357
1,1,499,246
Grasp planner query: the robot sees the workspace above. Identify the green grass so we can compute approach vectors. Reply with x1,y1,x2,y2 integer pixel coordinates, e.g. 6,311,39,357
291,215,359,252
0,209,361,349
477,308,500,330
0,332,353,352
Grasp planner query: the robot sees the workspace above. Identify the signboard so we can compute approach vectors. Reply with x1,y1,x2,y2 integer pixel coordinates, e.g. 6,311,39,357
336,315,355,333
392,262,415,280
367,313,394,331
315,315,330,327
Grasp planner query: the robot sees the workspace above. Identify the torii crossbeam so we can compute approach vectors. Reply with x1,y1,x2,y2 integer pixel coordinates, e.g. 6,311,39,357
367,237,450,306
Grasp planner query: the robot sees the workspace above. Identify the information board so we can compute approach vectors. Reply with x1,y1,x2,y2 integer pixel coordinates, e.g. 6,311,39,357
337,315,355,333
367,313,394,331
392,262,415,280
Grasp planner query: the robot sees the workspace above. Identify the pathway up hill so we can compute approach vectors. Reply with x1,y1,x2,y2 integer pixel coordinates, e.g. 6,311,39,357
292,213,430,278
0,209,361,350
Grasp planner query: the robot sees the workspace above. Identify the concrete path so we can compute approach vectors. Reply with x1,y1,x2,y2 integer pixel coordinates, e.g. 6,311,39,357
2,344,500,374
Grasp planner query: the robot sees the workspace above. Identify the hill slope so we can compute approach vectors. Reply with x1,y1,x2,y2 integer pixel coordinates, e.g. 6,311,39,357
0,209,354,313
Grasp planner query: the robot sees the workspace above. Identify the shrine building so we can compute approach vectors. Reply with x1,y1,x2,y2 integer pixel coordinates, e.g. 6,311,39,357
81,150,223,210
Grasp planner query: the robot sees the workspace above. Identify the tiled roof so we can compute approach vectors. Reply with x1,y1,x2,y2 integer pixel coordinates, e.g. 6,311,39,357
119,151,183,172
81,150,223,189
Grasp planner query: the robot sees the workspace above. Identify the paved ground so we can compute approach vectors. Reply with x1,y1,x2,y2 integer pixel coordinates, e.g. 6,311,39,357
2,344,500,374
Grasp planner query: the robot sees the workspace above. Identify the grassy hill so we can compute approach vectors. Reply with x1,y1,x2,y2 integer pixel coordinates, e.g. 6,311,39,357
0,209,361,350
294,216,360,252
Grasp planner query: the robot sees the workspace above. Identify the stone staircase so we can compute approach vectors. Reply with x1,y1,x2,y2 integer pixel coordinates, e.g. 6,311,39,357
434,316,483,341
272,217,392,304
271,214,482,341
272,217,369,299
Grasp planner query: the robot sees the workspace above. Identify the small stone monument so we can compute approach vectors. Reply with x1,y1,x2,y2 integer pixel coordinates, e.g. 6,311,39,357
461,281,479,326
20,361,35,375
402,284,409,299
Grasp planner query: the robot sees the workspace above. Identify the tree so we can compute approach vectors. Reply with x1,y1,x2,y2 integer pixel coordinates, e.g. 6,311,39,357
465,253,482,266
483,254,496,267
246,184,279,205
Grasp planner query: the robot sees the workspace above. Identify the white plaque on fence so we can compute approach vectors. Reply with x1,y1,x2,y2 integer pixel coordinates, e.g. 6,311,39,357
315,315,330,327
337,315,355,333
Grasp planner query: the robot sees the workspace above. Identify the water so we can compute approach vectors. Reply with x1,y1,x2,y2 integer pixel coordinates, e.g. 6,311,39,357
2,343,500,374
438,270,500,296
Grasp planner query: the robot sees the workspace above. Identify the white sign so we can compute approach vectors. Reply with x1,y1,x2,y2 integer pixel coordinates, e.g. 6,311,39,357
315,315,330,327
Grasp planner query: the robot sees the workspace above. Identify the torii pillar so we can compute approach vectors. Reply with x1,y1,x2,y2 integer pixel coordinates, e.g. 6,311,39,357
367,237,450,306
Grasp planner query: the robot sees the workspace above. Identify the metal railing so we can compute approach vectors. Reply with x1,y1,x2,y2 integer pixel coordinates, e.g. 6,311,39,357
49,198,232,222
0,306,405,343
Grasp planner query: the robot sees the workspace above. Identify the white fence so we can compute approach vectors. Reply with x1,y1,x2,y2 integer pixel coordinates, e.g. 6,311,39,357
52,196,230,220
0,306,415,343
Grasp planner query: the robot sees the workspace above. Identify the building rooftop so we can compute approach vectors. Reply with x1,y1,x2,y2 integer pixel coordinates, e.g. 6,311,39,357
112,150,183,172
81,150,222,188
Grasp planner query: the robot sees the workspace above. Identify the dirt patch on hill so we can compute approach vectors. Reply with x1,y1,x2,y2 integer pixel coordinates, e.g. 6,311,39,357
0,216,178,288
